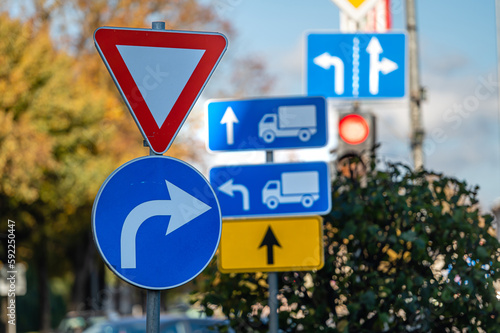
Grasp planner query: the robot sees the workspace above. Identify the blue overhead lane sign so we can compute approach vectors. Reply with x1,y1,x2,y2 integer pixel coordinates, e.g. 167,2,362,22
207,96,327,152
210,162,331,218
307,32,406,99
92,156,221,290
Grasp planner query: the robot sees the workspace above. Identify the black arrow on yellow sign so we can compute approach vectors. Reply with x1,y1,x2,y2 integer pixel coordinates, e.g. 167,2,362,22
258,226,281,265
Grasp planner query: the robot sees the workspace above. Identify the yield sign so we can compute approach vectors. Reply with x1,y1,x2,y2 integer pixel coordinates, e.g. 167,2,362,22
330,0,379,21
94,27,227,154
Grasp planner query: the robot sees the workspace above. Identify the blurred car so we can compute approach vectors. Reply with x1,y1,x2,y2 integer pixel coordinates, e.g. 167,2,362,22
82,314,234,333
57,311,110,333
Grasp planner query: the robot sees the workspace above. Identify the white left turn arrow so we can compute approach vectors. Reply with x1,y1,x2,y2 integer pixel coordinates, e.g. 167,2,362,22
313,52,345,95
220,107,239,145
218,179,250,211
120,180,211,269
366,37,398,95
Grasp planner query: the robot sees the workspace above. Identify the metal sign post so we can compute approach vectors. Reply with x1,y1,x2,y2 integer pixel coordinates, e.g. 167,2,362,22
145,22,165,333
146,289,161,333
266,150,278,333
268,272,278,333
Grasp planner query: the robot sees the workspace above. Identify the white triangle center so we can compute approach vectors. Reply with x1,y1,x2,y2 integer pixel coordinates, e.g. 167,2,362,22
117,45,205,128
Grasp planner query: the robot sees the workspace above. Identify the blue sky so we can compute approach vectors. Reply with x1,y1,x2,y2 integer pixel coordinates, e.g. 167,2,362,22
8,0,498,208
200,0,500,210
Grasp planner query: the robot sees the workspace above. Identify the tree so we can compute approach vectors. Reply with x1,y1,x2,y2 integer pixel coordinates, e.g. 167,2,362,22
193,162,500,332
0,13,126,331
0,1,274,330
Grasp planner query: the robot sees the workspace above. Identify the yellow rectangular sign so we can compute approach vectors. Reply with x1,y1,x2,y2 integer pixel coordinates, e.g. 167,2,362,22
218,216,324,273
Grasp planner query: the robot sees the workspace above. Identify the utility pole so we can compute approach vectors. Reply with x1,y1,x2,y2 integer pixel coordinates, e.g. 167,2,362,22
406,0,425,170
494,0,500,242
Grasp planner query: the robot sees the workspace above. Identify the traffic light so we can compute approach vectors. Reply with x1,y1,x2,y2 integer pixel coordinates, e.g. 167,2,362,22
337,111,376,160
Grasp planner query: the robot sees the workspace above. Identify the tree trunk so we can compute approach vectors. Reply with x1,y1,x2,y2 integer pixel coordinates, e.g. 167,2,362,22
71,231,96,311
37,232,51,333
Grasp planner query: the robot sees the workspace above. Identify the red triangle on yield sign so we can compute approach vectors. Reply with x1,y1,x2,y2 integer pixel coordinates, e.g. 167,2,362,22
94,27,227,154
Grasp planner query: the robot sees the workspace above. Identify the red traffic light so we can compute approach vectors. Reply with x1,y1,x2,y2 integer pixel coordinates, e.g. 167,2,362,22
339,114,370,145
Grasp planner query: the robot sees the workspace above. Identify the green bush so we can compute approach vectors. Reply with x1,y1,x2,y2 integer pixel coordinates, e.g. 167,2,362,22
195,162,500,332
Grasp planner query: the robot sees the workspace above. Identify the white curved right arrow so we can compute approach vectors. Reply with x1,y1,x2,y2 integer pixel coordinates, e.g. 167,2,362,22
120,180,211,269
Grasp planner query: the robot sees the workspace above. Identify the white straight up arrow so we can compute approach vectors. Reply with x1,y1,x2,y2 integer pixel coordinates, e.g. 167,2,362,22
220,107,239,145
366,37,398,95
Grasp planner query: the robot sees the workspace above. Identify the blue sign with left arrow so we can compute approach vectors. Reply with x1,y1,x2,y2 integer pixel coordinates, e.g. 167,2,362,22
307,32,406,99
207,96,327,152
210,161,331,218
92,156,221,290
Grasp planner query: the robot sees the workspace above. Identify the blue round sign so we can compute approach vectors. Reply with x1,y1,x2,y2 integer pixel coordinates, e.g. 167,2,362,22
92,156,221,290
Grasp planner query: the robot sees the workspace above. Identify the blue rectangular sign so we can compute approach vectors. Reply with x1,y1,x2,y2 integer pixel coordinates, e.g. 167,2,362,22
210,162,331,218
207,96,327,152
307,32,406,99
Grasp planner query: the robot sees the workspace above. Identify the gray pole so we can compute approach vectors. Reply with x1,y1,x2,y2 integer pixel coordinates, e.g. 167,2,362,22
146,140,161,333
145,139,162,333
495,0,500,241
265,151,278,333
496,0,500,213
146,290,161,333
406,0,424,170
145,145,162,332
268,273,279,333
145,21,166,333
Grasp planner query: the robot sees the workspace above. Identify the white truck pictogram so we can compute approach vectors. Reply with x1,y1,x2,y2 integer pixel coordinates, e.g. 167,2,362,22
262,171,320,210
258,105,317,143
